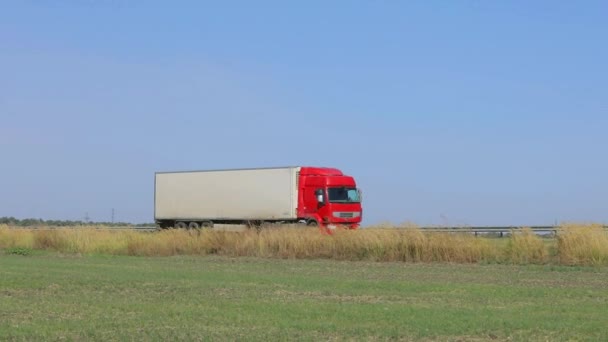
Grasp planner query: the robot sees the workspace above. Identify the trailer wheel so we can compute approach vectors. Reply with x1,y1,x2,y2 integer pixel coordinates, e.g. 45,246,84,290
175,222,188,229
201,221,213,229
158,221,172,230
246,220,267,232
188,222,200,230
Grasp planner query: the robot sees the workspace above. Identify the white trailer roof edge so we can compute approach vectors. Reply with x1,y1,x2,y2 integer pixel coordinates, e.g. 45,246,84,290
155,166,302,175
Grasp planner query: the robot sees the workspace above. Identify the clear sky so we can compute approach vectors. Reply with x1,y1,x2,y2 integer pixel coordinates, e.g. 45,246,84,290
1,1,606,226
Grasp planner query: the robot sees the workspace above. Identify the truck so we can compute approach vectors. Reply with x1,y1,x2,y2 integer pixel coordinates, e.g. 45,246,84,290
154,166,362,233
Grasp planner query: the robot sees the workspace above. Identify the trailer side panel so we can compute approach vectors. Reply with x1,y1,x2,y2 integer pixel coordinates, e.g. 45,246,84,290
155,167,299,221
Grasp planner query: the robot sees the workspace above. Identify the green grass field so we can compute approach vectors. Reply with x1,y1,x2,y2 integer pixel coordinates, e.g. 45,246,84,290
1,252,607,341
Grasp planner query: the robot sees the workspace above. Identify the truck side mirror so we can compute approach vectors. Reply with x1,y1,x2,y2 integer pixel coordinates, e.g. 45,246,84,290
315,189,325,205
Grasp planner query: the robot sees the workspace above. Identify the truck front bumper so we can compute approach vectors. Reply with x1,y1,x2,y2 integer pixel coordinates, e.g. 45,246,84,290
326,223,359,230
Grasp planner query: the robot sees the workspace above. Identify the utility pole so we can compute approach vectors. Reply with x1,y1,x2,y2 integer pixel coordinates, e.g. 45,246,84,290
84,212,90,223
112,208,115,224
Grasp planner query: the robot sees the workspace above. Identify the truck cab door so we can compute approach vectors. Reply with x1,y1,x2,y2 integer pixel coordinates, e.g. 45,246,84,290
302,187,322,214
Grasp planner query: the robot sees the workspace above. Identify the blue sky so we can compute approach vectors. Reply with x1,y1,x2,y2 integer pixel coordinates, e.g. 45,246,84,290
1,1,606,225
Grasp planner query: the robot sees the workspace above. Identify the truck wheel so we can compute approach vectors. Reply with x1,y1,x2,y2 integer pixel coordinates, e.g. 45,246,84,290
188,222,200,230
306,220,318,227
201,221,213,229
175,222,188,229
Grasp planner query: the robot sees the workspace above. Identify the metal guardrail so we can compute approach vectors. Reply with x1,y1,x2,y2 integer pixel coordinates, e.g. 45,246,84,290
416,225,608,237
418,226,559,237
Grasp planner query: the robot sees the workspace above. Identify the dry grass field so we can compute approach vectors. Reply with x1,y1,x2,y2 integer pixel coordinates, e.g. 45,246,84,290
1,223,607,266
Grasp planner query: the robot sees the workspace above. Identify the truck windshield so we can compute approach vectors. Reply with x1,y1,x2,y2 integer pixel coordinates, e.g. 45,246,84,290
327,187,360,203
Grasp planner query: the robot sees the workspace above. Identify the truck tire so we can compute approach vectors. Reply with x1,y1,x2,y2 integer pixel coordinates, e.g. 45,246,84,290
188,222,200,230
201,221,213,229
175,222,188,229
306,220,318,227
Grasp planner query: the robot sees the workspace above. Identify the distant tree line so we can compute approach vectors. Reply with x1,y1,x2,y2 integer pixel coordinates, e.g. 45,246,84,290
0,217,155,227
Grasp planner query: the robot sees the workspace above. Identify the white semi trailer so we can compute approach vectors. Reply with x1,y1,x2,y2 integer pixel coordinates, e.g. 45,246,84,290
155,167,299,229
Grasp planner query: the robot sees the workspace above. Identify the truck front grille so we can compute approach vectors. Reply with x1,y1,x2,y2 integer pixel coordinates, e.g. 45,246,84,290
333,212,361,218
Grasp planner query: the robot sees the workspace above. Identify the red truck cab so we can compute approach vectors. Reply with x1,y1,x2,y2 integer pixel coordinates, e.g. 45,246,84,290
297,167,362,233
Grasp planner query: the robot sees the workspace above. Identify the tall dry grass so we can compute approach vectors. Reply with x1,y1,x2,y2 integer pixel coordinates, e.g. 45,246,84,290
557,224,608,266
1,224,606,265
0,226,500,262
0,224,34,249
505,228,548,264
